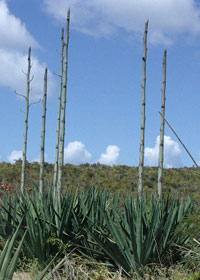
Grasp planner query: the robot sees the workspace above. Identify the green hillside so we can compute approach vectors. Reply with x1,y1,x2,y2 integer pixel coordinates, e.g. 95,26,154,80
0,161,200,198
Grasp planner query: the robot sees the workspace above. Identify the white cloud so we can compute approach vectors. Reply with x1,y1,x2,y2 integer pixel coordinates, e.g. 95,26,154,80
145,135,182,168
7,150,22,164
64,141,92,165
98,145,120,165
43,0,200,45
0,49,56,101
0,1,56,100
0,0,39,51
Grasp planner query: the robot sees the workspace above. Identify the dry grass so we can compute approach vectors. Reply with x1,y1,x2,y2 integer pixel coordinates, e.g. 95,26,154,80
13,253,200,280
12,268,199,280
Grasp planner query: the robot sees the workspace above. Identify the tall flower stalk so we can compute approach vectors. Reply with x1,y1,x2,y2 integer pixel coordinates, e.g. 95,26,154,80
158,49,167,199
57,9,70,195
39,67,48,198
20,47,31,195
138,20,148,196
53,28,65,189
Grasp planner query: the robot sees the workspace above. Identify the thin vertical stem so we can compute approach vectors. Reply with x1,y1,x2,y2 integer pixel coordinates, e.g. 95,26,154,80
20,47,31,195
53,28,65,189
57,9,70,195
39,67,48,198
158,49,167,199
138,20,148,196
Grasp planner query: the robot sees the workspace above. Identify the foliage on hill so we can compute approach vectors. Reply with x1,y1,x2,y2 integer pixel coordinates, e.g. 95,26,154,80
0,161,200,199
0,161,199,278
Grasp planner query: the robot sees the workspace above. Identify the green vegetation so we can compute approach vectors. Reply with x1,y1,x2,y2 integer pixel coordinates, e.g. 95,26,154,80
0,219,26,280
0,185,198,279
0,161,200,198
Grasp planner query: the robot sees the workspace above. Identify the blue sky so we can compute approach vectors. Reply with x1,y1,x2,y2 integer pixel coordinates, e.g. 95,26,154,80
1,0,200,167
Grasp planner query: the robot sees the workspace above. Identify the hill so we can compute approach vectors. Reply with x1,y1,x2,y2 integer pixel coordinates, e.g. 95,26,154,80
0,161,199,198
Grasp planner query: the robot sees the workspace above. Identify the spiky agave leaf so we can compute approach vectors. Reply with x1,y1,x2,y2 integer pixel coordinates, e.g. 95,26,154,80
0,218,26,280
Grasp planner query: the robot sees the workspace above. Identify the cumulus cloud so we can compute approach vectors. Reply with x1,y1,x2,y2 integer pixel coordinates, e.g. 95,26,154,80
43,0,200,44
0,1,56,100
64,141,92,165
7,150,22,164
98,145,120,165
0,0,39,51
0,49,56,101
145,135,182,168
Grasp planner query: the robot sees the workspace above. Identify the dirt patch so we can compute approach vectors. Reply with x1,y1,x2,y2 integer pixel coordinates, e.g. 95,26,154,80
13,272,32,280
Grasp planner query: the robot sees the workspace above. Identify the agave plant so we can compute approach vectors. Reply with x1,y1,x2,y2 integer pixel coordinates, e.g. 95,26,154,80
0,192,22,240
85,195,193,277
71,188,117,261
0,187,193,278
15,187,72,264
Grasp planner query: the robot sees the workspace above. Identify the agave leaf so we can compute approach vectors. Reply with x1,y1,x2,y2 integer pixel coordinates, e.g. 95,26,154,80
136,197,143,264
84,226,133,277
0,218,25,279
6,229,27,279
0,238,10,269
35,252,60,280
